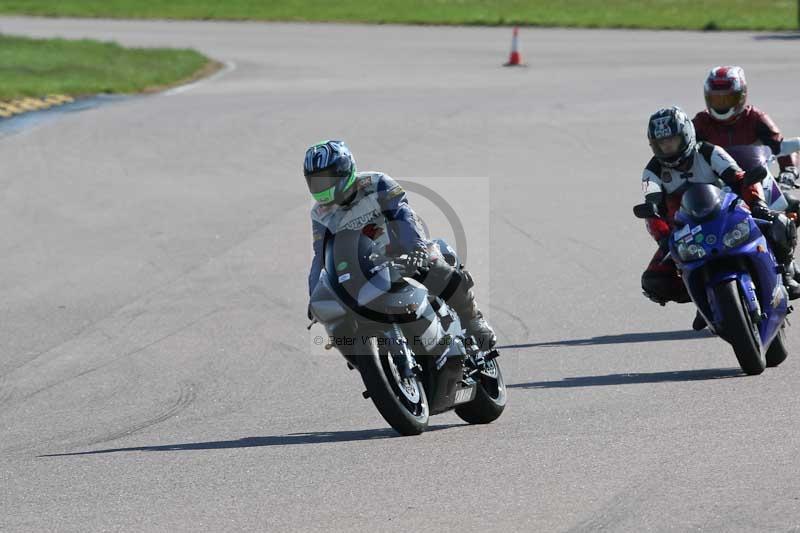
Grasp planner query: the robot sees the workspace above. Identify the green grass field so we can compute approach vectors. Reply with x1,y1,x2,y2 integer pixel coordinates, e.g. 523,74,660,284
0,34,211,100
0,0,796,30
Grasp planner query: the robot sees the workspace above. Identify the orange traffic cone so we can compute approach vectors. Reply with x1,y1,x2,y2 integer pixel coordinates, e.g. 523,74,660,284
504,27,524,67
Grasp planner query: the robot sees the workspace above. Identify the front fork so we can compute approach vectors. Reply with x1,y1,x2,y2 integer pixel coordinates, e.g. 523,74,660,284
705,272,762,331
386,323,420,379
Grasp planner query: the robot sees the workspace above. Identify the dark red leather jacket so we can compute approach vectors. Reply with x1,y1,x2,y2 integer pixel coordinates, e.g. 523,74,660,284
693,105,798,171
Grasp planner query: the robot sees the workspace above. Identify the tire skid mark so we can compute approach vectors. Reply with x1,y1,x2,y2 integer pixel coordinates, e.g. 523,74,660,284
497,214,546,248
544,118,598,156
5,191,303,380
489,303,532,344
84,381,197,447
13,307,221,405
565,479,651,533
0,383,13,406
497,215,595,274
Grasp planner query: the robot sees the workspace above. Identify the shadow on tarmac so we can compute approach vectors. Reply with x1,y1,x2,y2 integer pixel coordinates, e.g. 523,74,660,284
39,423,466,458
753,33,800,41
498,329,713,350
508,367,742,389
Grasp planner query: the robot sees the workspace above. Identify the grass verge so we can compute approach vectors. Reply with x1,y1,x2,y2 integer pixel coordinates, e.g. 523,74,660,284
0,0,796,31
0,33,213,100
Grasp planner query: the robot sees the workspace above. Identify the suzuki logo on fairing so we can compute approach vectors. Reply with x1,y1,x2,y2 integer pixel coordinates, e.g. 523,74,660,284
343,209,379,230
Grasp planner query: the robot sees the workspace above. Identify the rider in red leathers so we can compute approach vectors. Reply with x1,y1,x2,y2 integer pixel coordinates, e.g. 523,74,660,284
693,66,799,192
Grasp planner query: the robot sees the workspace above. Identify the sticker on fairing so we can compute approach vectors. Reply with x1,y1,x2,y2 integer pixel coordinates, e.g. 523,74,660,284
772,284,785,308
691,225,702,235
674,225,691,241
338,273,351,283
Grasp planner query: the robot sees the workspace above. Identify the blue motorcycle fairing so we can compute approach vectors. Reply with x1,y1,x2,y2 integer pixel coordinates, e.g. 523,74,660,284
670,189,787,352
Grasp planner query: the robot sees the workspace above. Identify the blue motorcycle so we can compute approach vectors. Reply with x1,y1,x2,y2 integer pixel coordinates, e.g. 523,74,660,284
634,172,791,375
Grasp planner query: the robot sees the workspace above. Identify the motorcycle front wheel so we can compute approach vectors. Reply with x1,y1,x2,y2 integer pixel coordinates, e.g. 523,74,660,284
715,280,765,375
358,338,429,436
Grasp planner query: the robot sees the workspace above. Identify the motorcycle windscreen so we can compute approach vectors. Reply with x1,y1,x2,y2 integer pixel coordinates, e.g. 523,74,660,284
724,145,787,210
763,174,789,211
680,184,722,221
724,145,771,171
357,266,392,307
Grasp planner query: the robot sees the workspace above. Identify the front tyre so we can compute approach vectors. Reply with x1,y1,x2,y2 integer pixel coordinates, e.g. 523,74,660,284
455,357,507,424
715,280,765,375
358,339,429,436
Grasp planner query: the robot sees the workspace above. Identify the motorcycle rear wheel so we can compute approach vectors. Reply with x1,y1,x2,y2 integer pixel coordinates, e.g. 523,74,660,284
358,338,429,436
455,357,507,424
715,280,765,375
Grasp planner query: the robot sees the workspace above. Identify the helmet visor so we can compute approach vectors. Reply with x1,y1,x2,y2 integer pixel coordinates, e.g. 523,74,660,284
306,168,350,194
653,135,683,158
706,91,742,114
306,174,339,195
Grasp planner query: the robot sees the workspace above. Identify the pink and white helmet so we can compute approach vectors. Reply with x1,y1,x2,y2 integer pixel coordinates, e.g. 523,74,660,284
704,66,748,123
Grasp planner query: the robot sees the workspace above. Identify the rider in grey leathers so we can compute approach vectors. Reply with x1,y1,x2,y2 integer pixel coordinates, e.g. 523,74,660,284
304,139,496,350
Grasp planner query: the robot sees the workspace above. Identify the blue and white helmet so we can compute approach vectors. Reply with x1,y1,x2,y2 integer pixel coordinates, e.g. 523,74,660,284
303,140,357,205
647,106,696,168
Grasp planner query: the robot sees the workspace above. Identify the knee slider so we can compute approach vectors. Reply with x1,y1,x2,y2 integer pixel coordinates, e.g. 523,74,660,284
641,271,675,301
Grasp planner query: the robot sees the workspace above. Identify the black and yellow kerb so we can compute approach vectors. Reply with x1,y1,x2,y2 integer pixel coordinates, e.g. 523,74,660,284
0,95,74,119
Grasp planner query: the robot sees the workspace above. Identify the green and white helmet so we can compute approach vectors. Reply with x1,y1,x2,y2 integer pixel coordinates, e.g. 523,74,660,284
303,140,357,206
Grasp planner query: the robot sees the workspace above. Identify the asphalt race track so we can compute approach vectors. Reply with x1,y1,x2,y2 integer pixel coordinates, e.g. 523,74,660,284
2,18,800,531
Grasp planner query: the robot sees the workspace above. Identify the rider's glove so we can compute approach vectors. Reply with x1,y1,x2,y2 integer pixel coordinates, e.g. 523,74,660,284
657,236,670,253
307,303,314,321
399,248,429,276
778,166,800,189
751,200,776,222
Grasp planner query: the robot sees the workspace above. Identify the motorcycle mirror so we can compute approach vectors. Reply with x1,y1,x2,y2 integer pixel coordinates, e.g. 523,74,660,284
742,165,768,187
633,202,659,219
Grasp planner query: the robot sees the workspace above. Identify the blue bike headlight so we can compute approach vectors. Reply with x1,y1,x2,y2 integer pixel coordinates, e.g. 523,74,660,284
677,241,707,261
723,221,751,249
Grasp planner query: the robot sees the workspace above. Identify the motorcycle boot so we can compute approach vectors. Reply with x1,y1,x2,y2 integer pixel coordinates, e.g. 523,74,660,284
766,212,800,300
421,245,497,351
692,310,708,331
793,260,800,283
782,261,800,300
446,269,497,351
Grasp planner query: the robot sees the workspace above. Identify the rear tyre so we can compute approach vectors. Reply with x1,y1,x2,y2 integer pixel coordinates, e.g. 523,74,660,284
358,338,429,436
715,280,765,375
455,358,507,424
766,323,789,367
